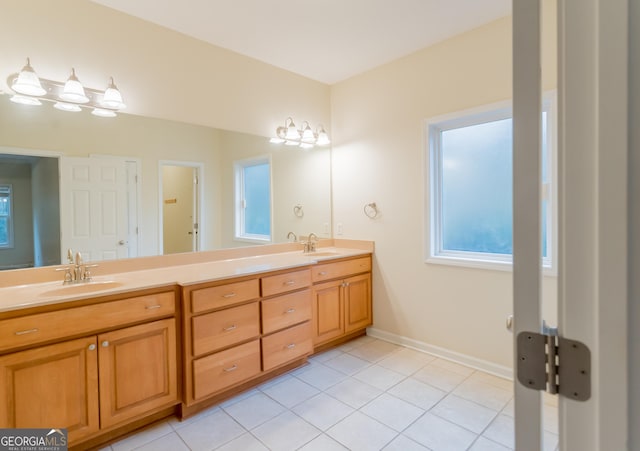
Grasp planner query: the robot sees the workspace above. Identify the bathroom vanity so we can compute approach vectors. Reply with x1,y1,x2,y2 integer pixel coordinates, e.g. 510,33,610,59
0,240,372,450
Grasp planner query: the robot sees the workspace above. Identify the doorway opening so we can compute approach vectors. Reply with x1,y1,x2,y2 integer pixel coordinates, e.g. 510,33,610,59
159,161,203,255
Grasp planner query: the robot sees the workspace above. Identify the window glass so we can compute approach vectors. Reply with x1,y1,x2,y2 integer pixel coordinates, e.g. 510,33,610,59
0,185,12,248
234,158,271,242
427,99,555,270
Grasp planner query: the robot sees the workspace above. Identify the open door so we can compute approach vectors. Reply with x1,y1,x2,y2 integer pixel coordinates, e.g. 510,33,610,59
513,0,630,449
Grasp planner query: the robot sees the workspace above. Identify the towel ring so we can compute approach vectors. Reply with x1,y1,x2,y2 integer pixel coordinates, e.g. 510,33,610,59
293,204,304,217
364,202,379,219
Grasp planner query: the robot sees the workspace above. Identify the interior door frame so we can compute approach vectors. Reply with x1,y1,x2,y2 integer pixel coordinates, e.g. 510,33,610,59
513,0,630,449
158,160,204,255
556,0,629,449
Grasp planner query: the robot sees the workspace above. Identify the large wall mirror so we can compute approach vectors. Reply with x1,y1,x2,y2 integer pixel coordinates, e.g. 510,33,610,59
0,93,331,270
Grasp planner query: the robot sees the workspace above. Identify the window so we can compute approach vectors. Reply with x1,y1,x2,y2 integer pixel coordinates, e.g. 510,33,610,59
426,97,556,271
234,157,272,242
0,184,13,249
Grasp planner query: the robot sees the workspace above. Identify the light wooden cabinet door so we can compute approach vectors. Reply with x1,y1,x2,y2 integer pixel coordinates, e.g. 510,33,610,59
0,336,100,443
98,319,177,428
311,280,344,345
344,273,372,333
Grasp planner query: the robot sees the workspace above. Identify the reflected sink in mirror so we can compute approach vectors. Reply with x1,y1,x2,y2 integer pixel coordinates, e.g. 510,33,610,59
39,280,124,297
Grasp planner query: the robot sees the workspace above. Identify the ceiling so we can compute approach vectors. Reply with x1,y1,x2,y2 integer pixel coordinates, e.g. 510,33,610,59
91,0,510,85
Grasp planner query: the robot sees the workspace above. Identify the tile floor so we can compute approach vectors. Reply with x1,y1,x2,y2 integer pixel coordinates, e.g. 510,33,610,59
102,336,559,451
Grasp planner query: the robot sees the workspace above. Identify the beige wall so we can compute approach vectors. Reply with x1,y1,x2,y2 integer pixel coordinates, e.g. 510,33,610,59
330,5,557,370
0,0,331,138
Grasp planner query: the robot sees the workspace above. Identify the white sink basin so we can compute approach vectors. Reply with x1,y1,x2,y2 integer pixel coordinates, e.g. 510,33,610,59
39,280,124,297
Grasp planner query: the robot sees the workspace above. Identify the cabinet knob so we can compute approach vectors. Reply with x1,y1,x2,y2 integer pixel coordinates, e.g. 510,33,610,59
101,341,110,347
284,308,296,314
222,292,237,299
318,271,328,276
285,343,296,349
88,344,96,351
223,325,237,332
284,280,296,286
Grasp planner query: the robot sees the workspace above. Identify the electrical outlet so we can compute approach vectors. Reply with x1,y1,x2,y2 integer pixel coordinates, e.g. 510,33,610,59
337,222,343,235
323,222,329,234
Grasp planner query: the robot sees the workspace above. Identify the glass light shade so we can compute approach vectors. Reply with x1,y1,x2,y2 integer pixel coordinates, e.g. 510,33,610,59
285,119,300,140
315,128,331,146
101,78,126,109
10,95,42,106
54,102,82,112
300,122,315,143
11,59,46,96
59,69,90,103
92,108,117,117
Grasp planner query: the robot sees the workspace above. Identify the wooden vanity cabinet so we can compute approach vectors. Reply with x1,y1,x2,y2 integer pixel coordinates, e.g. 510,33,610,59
311,256,372,348
0,288,179,447
182,269,314,411
182,277,261,405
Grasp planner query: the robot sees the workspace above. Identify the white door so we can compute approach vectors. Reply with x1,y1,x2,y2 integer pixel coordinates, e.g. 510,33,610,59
59,156,129,262
513,0,630,450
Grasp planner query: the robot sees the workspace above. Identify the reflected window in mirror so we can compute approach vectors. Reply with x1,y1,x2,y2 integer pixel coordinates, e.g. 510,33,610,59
234,157,272,243
0,185,13,248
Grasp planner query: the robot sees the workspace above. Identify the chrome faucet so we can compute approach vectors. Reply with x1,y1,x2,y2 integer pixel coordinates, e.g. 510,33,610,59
304,233,318,253
287,231,297,242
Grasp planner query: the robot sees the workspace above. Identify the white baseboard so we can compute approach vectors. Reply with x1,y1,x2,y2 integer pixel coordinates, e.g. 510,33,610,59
366,327,514,380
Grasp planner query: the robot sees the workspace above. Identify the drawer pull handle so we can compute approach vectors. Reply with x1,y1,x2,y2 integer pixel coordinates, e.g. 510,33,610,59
102,341,110,347
318,271,328,276
223,325,237,332
145,305,161,310
224,364,238,372
285,308,296,314
88,344,96,351
284,280,296,286
285,343,296,349
15,328,38,336
222,292,237,298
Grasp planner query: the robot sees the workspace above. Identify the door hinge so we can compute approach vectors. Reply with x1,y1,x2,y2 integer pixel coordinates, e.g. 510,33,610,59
517,328,591,401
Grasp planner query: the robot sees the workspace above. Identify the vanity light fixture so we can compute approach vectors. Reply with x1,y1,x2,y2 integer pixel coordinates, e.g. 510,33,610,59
270,117,331,149
6,58,126,117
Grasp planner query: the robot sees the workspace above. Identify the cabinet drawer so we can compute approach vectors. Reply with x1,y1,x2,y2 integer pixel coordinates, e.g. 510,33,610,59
192,302,259,356
311,256,371,283
191,279,259,314
0,291,175,353
192,340,261,400
261,322,312,371
262,290,311,335
261,269,311,297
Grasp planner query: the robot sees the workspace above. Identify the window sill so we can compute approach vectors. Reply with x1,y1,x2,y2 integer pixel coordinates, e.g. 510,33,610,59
426,255,557,277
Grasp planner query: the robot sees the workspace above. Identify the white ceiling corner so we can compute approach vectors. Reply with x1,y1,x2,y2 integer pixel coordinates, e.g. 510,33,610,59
91,0,511,84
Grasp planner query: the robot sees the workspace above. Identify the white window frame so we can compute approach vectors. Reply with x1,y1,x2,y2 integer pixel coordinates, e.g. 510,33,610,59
0,184,14,249
424,94,557,274
234,155,273,244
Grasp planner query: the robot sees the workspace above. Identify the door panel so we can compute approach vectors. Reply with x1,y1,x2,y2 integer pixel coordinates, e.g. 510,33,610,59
60,156,129,261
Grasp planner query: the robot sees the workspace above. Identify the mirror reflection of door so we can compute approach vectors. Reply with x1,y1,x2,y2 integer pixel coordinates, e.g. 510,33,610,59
161,164,200,254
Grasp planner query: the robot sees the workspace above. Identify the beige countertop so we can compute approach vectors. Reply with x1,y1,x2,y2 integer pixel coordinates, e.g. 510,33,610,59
0,246,372,314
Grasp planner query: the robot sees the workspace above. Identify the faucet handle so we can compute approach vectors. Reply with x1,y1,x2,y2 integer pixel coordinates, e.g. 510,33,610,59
75,252,83,266
67,248,74,264
56,266,73,284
